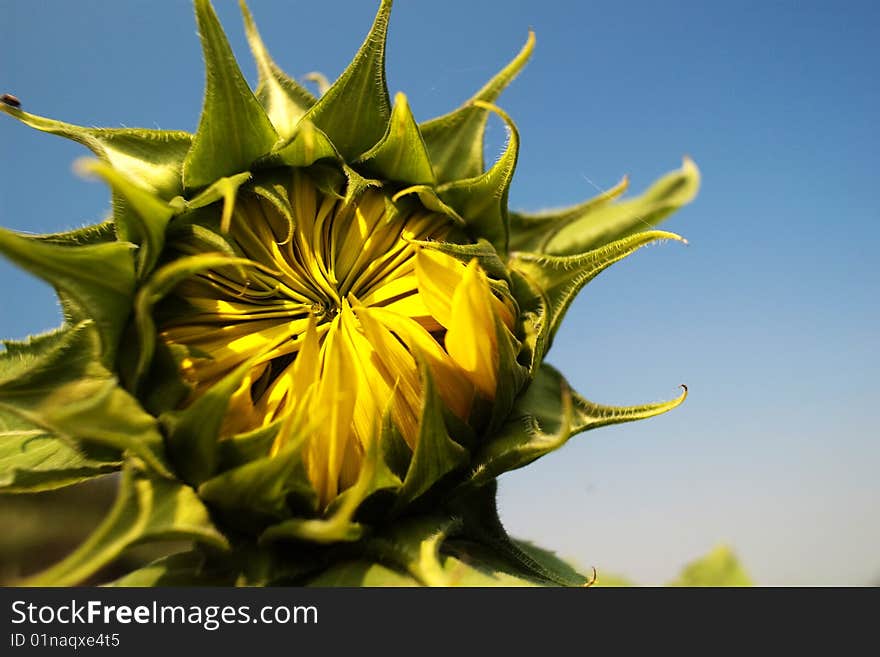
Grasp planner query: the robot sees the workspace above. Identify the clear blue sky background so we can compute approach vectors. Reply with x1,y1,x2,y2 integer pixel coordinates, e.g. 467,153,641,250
1,1,877,585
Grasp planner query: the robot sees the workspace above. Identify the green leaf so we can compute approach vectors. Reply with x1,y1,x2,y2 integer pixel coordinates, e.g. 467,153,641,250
420,30,534,183
0,409,119,493
77,159,176,277
105,551,236,586
394,364,468,508
510,230,686,345
356,92,435,185
183,0,279,189
239,0,316,139
303,0,392,159
0,104,190,198
438,101,518,253
539,158,700,256
669,545,753,587
0,228,135,363
471,364,686,484
0,322,172,478
23,467,229,586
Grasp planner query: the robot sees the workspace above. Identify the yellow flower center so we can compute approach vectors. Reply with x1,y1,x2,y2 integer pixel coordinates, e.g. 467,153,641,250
160,171,514,506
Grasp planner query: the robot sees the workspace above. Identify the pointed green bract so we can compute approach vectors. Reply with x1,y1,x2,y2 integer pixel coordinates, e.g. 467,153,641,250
511,230,686,344
22,466,229,586
540,158,700,256
356,92,435,185
184,0,279,189
198,440,318,520
395,365,468,508
509,175,630,252
420,30,534,182
0,228,135,362
240,0,316,139
472,364,686,484
438,102,519,253
0,104,191,198
303,0,392,159
77,159,175,277
161,361,253,487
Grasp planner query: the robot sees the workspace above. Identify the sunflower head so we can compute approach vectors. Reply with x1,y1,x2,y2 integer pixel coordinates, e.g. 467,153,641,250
0,0,699,585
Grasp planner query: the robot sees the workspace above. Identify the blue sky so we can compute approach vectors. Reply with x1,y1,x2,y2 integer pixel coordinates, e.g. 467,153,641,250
1,0,877,584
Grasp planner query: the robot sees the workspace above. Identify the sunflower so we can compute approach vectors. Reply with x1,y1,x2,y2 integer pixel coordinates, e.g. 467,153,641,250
0,0,698,586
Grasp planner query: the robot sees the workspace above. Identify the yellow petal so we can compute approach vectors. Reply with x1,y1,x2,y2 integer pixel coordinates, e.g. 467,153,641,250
445,260,498,399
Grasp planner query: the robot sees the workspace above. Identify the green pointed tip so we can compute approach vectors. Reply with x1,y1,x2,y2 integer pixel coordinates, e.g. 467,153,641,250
184,0,278,190
304,0,393,159
356,91,435,185
239,0,316,138
421,29,534,183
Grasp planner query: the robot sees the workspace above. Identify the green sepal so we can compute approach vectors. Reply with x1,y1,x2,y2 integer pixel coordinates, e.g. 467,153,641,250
539,158,700,256
303,0,392,159
198,439,318,521
105,550,236,587
22,465,229,586
0,227,135,364
0,104,190,198
420,30,534,183
77,159,175,277
239,0,316,139
216,420,282,471
471,363,687,485
437,101,518,253
355,92,435,185
510,230,686,346
259,120,340,169
394,363,468,509
0,322,172,478
509,175,629,253
183,0,279,190
0,409,119,493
